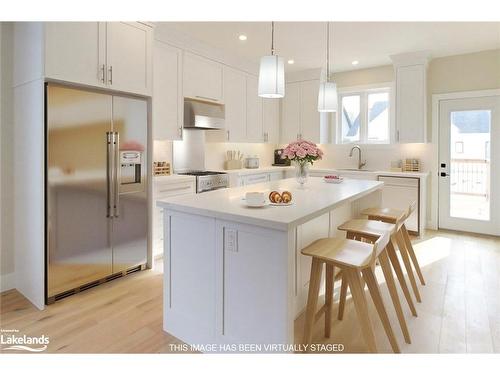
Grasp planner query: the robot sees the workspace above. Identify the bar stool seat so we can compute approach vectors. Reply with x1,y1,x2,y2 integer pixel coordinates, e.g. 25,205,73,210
302,238,375,268
362,207,406,224
338,219,396,239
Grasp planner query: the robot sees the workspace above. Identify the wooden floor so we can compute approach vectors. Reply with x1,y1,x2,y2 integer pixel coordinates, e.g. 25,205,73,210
1,230,499,353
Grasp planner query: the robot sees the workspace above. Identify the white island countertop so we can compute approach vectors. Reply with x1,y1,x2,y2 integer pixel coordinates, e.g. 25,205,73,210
157,177,383,231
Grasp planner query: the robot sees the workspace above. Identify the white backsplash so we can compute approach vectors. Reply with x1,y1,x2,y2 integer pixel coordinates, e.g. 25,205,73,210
154,138,433,173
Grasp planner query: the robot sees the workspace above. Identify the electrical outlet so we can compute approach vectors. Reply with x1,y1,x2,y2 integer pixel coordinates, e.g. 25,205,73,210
224,228,238,252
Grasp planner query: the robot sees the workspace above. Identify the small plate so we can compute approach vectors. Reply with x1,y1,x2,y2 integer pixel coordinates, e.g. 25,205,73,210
269,202,293,206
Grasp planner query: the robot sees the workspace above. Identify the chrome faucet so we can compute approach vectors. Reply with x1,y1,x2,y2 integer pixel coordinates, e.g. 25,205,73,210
349,145,367,170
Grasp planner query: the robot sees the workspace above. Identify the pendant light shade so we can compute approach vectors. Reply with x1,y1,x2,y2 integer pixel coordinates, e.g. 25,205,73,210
258,22,285,98
318,81,338,112
317,22,338,112
258,55,285,98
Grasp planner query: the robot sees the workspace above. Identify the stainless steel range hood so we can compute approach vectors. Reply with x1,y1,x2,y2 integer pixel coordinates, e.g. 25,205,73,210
184,98,225,130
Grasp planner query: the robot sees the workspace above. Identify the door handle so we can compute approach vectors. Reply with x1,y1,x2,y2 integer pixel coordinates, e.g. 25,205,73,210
108,65,113,85
100,64,106,83
106,132,113,218
113,132,120,218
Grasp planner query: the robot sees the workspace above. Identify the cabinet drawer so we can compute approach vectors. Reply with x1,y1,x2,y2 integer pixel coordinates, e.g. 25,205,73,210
154,182,195,198
242,173,269,185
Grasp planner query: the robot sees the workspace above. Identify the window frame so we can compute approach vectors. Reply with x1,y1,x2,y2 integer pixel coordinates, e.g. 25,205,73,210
336,83,395,145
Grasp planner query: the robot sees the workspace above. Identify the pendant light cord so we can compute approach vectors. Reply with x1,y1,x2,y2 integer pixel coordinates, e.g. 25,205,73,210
326,22,330,81
271,21,275,56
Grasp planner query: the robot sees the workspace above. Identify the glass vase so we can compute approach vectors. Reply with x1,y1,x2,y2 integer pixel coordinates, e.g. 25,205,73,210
295,161,310,187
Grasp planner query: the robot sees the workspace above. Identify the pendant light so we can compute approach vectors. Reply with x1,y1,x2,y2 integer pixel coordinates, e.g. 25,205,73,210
258,21,285,98
318,22,338,112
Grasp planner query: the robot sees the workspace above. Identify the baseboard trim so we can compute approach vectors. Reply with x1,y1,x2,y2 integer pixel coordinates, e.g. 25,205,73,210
0,272,16,293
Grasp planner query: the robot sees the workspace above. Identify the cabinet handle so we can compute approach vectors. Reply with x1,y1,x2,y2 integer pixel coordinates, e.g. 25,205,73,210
264,132,268,142
178,127,183,138
108,65,113,85
195,95,218,102
100,64,106,83
226,130,230,141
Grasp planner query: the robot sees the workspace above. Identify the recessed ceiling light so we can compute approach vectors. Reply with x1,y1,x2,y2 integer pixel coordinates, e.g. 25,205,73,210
238,34,247,41
352,60,359,66
287,59,295,65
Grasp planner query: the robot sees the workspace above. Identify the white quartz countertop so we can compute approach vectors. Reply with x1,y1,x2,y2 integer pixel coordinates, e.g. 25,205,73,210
157,177,383,231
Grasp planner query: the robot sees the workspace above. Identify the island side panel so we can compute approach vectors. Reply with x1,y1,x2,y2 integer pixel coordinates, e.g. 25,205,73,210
215,219,293,348
163,210,217,346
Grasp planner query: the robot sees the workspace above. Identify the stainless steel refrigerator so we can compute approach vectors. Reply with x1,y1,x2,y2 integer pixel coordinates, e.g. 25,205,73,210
45,83,149,303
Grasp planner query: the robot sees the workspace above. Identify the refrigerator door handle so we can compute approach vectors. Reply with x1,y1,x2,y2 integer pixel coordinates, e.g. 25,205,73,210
106,132,114,218
113,132,120,218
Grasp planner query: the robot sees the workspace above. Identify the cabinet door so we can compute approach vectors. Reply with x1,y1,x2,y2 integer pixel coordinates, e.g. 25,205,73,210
263,98,280,144
106,22,153,96
299,80,321,143
223,67,247,142
379,176,419,232
281,82,301,143
153,41,183,140
242,173,269,186
246,75,264,142
183,52,223,102
396,64,426,143
45,22,105,87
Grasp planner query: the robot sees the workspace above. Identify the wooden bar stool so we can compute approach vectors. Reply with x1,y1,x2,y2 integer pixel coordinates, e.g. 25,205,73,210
337,219,416,345
301,230,400,353
362,202,425,302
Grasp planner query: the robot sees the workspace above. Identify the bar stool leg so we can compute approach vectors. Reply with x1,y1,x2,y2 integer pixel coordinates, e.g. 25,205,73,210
325,264,335,338
401,224,425,286
362,265,401,353
303,258,323,346
395,231,421,303
387,239,418,317
337,274,348,320
345,268,377,353
378,250,412,344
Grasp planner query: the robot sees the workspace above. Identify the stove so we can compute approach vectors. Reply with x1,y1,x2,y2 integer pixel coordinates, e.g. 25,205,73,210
178,171,229,193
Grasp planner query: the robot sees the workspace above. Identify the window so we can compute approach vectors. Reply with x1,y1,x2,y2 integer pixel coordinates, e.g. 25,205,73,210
338,87,391,144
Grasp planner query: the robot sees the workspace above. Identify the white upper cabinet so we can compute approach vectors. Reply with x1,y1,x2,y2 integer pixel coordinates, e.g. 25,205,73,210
391,51,429,143
281,80,321,144
44,22,153,96
223,67,247,142
281,82,301,143
45,22,105,88
183,52,224,103
153,41,183,140
263,98,280,144
246,75,264,143
299,79,321,143
106,22,153,96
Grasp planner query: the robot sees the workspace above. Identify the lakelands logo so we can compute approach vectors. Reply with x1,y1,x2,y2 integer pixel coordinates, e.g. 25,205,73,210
1,329,49,352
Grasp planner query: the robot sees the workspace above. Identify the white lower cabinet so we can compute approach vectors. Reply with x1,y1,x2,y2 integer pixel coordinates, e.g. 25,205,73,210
378,176,420,233
153,178,196,257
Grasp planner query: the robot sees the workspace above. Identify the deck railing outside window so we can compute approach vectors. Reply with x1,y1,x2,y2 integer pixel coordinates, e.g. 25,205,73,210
450,158,490,197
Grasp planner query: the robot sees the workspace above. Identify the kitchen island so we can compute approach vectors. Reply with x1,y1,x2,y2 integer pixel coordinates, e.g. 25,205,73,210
158,177,383,351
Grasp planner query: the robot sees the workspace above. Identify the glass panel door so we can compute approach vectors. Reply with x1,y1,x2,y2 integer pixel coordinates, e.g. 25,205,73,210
439,95,500,235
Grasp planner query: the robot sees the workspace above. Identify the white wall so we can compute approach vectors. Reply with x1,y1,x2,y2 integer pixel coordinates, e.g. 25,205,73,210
1,22,16,292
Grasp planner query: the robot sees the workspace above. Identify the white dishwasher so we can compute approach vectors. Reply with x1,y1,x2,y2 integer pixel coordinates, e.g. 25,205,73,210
378,175,420,234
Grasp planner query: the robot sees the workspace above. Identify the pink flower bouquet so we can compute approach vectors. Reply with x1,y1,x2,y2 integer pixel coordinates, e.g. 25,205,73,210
282,140,323,165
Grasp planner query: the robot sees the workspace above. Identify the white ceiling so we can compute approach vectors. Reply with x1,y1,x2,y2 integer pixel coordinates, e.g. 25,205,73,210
164,22,500,72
